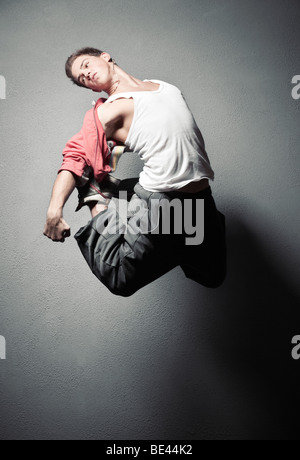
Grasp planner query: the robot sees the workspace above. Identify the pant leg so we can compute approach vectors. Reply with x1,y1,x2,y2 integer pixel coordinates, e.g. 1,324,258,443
74,187,181,297
112,177,140,201
75,183,227,296
179,192,227,288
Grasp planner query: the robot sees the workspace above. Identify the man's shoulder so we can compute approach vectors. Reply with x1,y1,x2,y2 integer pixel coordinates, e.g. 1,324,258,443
95,97,107,109
97,101,113,125
97,98,133,122
81,98,106,122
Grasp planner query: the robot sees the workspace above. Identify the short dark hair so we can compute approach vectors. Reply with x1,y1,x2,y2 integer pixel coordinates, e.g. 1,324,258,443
65,47,112,88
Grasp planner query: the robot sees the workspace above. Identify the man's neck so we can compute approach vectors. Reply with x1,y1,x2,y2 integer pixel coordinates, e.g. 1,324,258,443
108,65,143,96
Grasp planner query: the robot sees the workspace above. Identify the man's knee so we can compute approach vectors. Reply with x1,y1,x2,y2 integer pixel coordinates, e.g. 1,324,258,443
108,283,139,298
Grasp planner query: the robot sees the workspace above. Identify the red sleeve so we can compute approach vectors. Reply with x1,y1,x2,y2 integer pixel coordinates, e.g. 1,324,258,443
58,129,89,178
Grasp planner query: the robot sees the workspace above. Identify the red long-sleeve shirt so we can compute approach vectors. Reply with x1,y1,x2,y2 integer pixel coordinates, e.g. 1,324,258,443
58,98,112,183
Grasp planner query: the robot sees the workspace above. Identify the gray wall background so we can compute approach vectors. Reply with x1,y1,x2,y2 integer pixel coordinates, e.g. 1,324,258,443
0,0,300,440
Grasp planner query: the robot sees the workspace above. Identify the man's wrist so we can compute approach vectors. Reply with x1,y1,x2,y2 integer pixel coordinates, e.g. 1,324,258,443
47,205,63,219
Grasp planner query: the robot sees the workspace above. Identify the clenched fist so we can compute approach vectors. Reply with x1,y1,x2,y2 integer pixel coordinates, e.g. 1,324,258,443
43,211,71,243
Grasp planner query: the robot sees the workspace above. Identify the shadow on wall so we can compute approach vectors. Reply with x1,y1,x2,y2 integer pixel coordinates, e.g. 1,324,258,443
165,214,300,440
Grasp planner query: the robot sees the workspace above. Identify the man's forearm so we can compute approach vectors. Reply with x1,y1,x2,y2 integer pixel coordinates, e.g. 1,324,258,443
44,171,77,242
47,170,77,215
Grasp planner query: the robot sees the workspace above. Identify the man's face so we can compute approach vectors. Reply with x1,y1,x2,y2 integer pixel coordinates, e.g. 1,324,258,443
71,53,112,92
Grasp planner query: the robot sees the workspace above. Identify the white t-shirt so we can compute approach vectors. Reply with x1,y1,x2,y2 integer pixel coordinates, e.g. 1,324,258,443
105,80,214,192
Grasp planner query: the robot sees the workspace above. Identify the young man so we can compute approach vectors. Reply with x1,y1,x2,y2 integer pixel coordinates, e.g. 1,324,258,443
43,48,226,297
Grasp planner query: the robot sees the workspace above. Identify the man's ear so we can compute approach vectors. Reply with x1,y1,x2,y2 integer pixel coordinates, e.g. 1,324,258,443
100,52,111,62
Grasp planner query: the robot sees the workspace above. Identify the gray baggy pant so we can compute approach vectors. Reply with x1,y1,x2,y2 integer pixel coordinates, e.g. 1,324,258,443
74,183,227,297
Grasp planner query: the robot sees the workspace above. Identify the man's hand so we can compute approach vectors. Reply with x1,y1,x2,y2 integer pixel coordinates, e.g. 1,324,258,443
43,211,71,243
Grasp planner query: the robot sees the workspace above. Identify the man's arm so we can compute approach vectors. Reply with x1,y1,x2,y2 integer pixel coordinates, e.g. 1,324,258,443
43,170,76,243
97,99,134,144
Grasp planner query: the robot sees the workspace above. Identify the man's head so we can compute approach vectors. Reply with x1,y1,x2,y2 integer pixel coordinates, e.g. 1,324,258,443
65,47,115,92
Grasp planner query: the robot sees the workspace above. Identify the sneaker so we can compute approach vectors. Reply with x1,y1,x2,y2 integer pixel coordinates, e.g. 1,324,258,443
76,175,121,212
